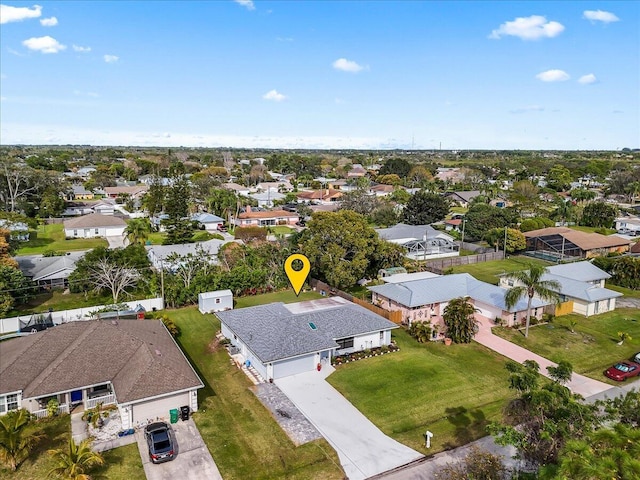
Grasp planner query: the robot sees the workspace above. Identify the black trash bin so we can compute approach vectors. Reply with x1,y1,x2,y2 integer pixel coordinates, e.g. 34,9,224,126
180,405,190,421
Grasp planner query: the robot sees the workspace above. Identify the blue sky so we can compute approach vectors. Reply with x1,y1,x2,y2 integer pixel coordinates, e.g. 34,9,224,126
1,1,638,149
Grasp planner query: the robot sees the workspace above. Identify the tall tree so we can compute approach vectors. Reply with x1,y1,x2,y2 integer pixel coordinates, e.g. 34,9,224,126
504,264,560,338
379,158,412,178
47,438,105,480
1,161,41,212
402,190,449,225
124,218,152,245
463,203,516,241
580,202,618,228
88,258,140,304
143,175,166,218
163,174,193,244
0,409,43,471
443,297,479,343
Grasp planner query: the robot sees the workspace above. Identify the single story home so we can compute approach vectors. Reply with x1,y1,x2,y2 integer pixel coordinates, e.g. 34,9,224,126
234,207,299,227
104,185,149,199
296,189,343,204
15,252,85,288
192,212,225,232
216,297,398,380
375,223,459,260
615,216,640,236
63,213,127,239
0,219,30,241
499,261,622,317
444,190,481,208
69,185,95,200
222,182,251,196
198,290,233,314
146,239,231,270
257,181,294,193
0,320,203,429
368,273,549,329
524,227,630,260
249,191,286,208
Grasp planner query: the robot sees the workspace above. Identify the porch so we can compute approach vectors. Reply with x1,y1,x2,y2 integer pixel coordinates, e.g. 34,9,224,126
30,384,117,418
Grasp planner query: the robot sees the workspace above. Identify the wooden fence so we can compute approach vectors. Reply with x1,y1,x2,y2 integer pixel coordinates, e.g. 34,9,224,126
424,251,505,274
309,278,403,324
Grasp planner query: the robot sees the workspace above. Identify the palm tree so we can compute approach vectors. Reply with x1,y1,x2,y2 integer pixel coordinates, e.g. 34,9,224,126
81,402,117,429
443,297,479,343
504,264,560,338
124,218,151,245
0,409,43,471
48,438,104,480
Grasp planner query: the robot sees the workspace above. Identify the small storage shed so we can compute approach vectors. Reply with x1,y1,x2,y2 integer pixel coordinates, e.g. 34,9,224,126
198,290,233,314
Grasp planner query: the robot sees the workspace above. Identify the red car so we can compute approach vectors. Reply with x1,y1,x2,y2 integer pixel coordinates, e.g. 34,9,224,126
604,361,640,382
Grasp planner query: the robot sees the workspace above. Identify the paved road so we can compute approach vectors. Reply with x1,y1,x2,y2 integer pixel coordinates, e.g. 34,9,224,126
474,318,612,398
276,366,423,480
135,419,222,480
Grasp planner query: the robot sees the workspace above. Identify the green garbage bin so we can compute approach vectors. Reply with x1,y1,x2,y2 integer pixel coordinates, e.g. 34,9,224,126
169,409,179,424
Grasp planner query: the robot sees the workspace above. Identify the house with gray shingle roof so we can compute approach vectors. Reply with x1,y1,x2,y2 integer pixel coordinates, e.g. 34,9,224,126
0,320,203,429
15,252,85,288
368,272,550,330
216,297,398,380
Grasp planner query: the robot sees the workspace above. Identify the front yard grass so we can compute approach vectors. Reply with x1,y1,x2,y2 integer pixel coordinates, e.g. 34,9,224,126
607,284,640,299
448,256,551,284
168,306,344,480
492,308,640,384
328,329,513,454
0,415,143,480
16,224,107,255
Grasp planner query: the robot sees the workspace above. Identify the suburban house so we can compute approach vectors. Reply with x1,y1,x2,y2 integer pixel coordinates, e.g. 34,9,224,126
0,219,30,241
499,261,622,317
615,216,640,236
104,185,149,199
234,207,299,227
249,191,286,208
444,219,463,232
198,289,233,314
524,227,630,260
222,182,251,197
444,190,481,208
146,239,231,270
69,185,95,200
257,181,294,193
347,163,368,178
296,189,343,204
63,213,127,239
217,297,398,380
370,184,395,197
93,200,116,216
376,223,459,260
16,252,85,288
435,167,464,183
368,272,549,329
192,212,225,232
0,320,203,429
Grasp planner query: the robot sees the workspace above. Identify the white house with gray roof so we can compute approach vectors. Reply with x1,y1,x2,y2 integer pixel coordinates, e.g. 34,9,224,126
216,297,398,380
376,223,459,260
146,239,232,270
369,273,549,330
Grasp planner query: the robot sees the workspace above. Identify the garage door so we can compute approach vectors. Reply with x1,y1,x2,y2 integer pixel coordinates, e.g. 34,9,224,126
132,392,189,426
474,301,501,320
105,226,125,236
273,355,315,379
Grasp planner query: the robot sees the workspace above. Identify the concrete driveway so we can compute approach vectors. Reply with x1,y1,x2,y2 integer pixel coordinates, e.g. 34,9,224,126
136,419,222,480
276,367,423,480
106,235,126,249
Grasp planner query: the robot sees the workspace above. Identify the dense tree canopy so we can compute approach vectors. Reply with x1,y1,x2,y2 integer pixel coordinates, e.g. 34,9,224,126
379,157,412,178
463,203,516,241
402,190,449,225
580,202,617,228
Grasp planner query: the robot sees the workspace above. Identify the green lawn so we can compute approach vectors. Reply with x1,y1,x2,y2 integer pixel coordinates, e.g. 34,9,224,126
145,230,223,245
270,225,295,235
235,290,323,308
328,329,513,453
448,256,552,284
607,284,640,299
0,415,143,480
7,290,114,317
167,307,344,480
16,224,107,255
570,225,617,235
492,308,640,384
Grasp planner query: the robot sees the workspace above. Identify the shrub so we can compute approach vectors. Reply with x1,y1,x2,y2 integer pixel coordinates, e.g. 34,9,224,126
161,315,181,337
47,398,59,417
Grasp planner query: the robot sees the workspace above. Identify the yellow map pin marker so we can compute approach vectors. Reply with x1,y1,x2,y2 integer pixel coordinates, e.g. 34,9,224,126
284,254,311,296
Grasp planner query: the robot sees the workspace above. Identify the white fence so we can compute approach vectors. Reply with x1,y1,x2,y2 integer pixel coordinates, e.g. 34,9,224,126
0,297,164,334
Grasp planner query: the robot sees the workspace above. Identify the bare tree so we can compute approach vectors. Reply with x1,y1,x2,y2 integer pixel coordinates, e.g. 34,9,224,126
1,161,41,212
88,258,139,304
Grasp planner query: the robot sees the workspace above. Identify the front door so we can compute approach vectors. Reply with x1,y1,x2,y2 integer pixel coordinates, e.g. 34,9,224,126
70,390,82,403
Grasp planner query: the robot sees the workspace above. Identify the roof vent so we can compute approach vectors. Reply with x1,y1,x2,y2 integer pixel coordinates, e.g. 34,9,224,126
308,322,317,330
111,320,118,326
155,349,162,356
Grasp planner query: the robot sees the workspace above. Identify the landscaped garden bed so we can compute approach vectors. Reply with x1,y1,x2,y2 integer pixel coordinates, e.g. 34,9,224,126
331,343,400,365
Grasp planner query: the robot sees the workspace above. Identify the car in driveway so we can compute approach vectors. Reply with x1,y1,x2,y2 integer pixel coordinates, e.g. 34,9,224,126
145,422,175,463
604,361,640,382
633,352,640,364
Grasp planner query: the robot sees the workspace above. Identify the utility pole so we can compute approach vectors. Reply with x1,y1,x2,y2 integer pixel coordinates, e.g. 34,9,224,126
160,260,165,307
504,226,508,258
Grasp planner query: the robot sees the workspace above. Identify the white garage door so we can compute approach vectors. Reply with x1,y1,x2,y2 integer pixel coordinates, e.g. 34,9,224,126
132,392,189,426
474,301,502,320
104,226,125,236
273,355,315,379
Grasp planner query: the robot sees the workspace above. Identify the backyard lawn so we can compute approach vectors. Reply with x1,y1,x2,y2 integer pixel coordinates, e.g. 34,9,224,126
492,308,640,384
328,329,513,454
448,256,551,284
7,290,114,317
235,289,322,308
167,306,344,480
16,224,107,255
0,415,143,480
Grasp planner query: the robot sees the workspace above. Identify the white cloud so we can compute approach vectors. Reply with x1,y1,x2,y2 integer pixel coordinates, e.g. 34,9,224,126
536,69,570,82
103,54,119,63
510,105,544,114
234,0,255,10
332,58,366,73
489,15,565,40
262,89,287,102
72,44,91,52
40,16,58,26
22,36,66,54
578,73,597,85
0,4,42,24
583,10,619,23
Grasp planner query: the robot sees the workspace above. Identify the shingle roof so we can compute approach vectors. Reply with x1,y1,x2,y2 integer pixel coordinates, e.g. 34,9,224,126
524,227,629,250
15,252,85,281
146,239,230,261
216,300,398,363
375,223,451,242
192,212,224,224
545,261,611,282
0,321,202,403
445,191,481,203
368,273,548,312
63,213,127,229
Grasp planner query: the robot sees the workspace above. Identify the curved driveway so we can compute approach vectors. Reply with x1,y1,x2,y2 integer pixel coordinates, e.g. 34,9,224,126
276,367,423,480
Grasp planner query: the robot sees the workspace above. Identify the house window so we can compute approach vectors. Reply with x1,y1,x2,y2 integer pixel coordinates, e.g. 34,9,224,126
507,280,514,287
95,228,99,234
513,313,517,322
0,394,19,413
336,337,354,349
215,298,221,304
379,331,384,341
73,230,78,236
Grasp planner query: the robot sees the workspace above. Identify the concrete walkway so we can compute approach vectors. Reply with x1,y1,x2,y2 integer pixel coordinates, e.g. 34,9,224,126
71,412,88,444
276,366,423,480
474,318,612,398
